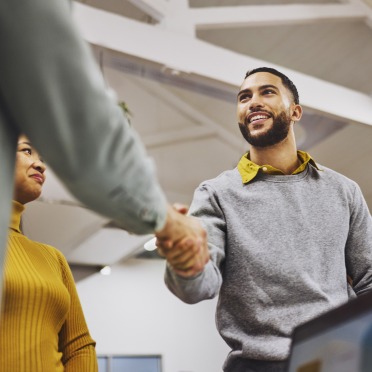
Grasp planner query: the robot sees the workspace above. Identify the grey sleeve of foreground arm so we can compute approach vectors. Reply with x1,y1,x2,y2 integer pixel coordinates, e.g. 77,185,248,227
165,183,224,304
0,0,167,234
345,184,372,295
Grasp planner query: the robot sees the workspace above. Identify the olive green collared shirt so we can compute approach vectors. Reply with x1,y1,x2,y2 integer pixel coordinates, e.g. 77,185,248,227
237,150,320,184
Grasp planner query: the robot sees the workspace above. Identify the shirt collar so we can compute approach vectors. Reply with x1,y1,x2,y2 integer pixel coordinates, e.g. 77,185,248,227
9,200,25,233
237,150,320,184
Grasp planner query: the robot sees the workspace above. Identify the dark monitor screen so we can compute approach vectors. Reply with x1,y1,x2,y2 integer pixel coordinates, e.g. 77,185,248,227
288,291,372,372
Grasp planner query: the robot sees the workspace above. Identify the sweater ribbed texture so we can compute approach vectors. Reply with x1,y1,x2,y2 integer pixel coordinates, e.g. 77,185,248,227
0,201,98,371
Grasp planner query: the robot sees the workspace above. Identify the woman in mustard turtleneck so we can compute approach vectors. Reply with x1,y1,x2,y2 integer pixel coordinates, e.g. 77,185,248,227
0,135,98,371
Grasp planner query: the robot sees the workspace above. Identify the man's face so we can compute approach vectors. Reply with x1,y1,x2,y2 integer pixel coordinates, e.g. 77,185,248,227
237,72,301,148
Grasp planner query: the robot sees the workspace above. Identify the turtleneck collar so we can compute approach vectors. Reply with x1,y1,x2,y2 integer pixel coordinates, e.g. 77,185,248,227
9,200,25,234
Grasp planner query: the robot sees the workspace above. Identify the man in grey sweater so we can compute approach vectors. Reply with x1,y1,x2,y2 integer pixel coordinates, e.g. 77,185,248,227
160,67,372,371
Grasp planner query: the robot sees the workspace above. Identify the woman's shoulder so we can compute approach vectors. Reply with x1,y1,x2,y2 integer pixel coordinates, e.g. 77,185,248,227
19,235,68,267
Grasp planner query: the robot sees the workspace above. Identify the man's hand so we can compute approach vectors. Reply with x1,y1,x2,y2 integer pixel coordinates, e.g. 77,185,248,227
155,204,209,277
161,235,210,277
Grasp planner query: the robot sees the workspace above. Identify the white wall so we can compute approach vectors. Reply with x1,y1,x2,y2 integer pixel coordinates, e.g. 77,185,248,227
76,258,230,372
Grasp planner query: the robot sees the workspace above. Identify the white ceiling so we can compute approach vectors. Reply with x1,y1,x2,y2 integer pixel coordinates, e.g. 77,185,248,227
23,0,372,274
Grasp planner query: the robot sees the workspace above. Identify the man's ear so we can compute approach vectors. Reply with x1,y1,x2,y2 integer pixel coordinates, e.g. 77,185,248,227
291,104,303,123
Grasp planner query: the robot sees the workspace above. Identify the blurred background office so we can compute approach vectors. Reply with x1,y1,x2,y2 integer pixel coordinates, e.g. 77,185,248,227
21,1,372,371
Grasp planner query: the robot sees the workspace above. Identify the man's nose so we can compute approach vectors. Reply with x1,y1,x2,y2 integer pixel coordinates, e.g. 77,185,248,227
249,94,264,110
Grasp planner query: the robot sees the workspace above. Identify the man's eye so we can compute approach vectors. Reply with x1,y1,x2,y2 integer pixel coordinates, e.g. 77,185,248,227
263,89,275,95
239,94,250,101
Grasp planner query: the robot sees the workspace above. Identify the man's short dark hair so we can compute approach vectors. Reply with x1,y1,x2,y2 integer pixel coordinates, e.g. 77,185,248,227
245,67,299,105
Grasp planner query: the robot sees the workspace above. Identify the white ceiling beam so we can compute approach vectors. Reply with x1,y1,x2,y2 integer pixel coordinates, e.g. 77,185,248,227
126,0,168,22
25,197,109,255
66,228,152,265
139,81,243,150
348,0,372,26
142,126,217,148
157,0,195,36
190,4,367,30
73,2,372,127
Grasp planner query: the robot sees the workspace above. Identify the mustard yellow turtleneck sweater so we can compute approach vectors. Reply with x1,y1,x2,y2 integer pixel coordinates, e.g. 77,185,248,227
0,201,98,371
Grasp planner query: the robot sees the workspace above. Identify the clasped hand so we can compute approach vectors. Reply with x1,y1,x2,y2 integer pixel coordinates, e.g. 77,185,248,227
155,204,209,277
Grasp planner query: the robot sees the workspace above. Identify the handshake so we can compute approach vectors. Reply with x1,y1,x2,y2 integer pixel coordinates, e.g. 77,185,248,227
154,204,210,277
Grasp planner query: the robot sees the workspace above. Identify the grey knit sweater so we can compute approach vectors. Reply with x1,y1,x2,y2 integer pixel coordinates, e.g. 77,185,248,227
165,163,372,371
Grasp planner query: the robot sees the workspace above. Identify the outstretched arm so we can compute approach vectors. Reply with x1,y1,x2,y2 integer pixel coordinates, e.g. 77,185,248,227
0,0,165,234
164,184,226,304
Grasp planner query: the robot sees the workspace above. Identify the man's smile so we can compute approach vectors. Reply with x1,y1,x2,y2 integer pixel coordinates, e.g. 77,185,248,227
247,111,272,124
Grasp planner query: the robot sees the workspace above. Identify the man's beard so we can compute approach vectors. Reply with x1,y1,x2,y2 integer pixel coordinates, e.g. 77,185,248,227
238,111,291,148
